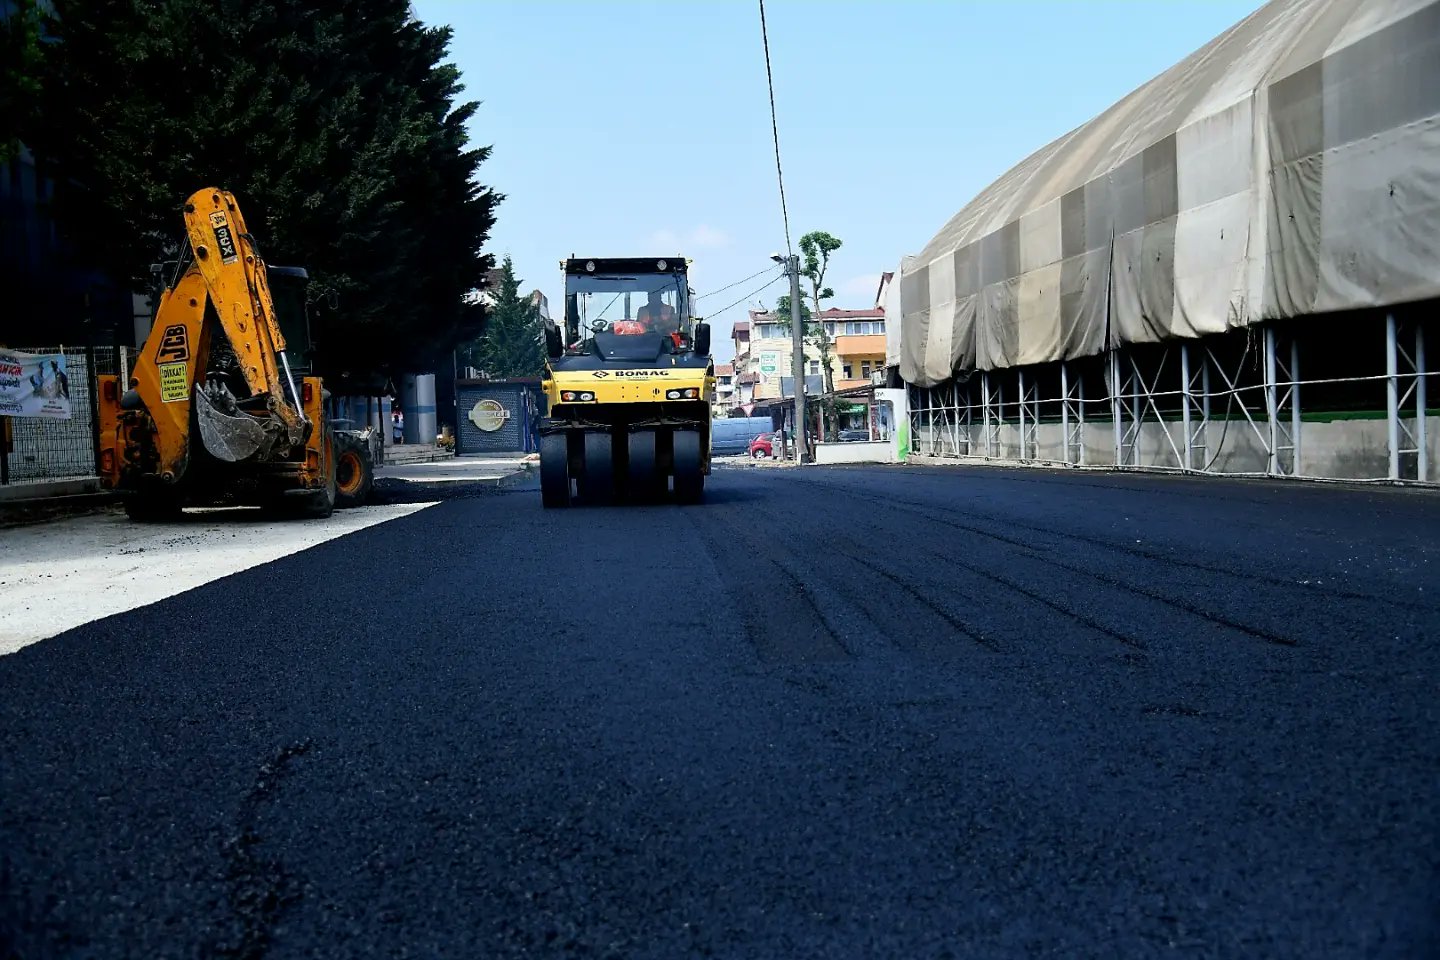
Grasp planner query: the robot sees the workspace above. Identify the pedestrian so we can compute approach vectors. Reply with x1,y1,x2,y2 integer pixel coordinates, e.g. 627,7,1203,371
392,408,404,445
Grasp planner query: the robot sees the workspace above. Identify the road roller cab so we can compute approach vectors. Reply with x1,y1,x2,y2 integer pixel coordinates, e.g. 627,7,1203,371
538,257,714,507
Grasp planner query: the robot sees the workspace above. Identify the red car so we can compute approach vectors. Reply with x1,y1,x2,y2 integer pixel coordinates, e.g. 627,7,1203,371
748,432,775,459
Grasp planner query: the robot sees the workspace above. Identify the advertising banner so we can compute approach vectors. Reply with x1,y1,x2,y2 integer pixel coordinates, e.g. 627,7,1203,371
0,350,73,420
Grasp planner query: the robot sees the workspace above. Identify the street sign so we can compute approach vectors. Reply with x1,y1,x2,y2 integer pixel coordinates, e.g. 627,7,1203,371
759,352,779,375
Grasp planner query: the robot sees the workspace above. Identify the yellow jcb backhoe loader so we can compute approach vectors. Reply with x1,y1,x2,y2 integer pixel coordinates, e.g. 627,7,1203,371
96,187,372,520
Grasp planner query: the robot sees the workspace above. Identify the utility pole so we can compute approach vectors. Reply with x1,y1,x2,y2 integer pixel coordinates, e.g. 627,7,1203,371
788,253,807,463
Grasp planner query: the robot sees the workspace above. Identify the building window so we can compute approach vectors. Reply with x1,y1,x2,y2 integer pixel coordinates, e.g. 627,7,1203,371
842,364,853,379
861,361,872,378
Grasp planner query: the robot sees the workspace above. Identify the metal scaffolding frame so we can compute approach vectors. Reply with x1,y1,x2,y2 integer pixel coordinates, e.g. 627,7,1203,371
1388,312,1428,482
906,313,1436,485
1017,368,1039,461
982,372,999,459
1060,361,1086,466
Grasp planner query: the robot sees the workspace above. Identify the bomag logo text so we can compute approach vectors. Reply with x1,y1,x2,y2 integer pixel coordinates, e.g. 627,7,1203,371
614,370,667,378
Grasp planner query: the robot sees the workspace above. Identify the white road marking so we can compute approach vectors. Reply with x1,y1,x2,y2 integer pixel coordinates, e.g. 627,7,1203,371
0,502,437,656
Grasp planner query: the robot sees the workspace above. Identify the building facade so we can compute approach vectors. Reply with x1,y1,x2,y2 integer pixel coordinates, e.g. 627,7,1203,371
743,307,887,400
713,363,735,416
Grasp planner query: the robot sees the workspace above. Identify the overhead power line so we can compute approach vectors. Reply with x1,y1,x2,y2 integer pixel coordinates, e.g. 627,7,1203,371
704,272,787,321
695,265,782,302
758,0,793,257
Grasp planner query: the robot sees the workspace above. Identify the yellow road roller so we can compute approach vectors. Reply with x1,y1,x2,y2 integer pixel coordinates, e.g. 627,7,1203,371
538,257,714,506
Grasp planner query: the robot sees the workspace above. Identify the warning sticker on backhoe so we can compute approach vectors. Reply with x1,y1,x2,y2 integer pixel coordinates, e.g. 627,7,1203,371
159,362,188,402
209,211,239,265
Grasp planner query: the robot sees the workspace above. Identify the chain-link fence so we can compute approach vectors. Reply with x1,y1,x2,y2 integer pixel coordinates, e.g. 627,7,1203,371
1,345,121,486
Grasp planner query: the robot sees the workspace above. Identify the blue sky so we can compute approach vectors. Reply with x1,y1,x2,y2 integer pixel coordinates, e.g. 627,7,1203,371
413,0,1263,364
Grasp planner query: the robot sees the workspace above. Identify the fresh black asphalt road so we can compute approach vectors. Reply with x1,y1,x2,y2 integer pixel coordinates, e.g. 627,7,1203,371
3,463,1438,958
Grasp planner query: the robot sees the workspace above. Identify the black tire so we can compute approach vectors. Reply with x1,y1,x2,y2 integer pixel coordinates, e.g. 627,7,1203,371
626,430,662,502
306,431,339,518
540,433,571,508
299,477,336,518
581,431,615,504
673,429,705,504
263,431,337,519
123,494,183,523
333,432,373,508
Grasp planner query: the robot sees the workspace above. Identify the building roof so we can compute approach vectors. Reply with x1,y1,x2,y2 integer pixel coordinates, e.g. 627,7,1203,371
748,306,885,321
899,0,1440,385
715,363,734,376
818,307,884,319
875,272,894,306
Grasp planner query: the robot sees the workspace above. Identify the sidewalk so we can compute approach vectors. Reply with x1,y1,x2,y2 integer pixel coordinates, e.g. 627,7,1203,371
381,442,454,465
377,452,535,484
0,476,104,504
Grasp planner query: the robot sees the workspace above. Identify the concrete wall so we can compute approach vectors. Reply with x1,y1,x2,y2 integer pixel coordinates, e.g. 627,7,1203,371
456,382,538,454
814,440,893,465
400,374,437,445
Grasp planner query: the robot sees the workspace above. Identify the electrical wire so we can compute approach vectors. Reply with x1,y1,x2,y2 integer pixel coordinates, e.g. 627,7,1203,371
704,272,787,321
695,264,782,301
758,0,792,257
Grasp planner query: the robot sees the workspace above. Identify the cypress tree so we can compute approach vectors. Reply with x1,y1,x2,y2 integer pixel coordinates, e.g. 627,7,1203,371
467,257,543,380
21,0,498,381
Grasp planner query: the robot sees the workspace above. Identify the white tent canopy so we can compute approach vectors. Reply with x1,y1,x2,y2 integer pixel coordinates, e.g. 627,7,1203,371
900,0,1440,386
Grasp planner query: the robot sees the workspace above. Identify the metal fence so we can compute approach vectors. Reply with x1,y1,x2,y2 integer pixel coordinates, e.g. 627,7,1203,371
1,345,122,486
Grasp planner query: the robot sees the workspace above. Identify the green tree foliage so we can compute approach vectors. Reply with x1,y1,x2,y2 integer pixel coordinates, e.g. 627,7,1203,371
799,230,842,398
772,231,844,439
20,0,499,382
773,292,811,326
0,0,45,164
464,256,543,380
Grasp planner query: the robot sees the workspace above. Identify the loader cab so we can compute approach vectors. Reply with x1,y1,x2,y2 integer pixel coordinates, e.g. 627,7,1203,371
146,260,314,372
266,266,314,373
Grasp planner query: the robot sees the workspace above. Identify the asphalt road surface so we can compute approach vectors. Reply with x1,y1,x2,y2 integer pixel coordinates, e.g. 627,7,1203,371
3,464,1438,958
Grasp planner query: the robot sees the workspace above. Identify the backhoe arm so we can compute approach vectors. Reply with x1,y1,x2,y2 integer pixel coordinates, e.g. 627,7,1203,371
182,188,305,437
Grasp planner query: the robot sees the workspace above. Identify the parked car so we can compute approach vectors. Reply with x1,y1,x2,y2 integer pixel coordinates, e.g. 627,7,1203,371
837,428,872,442
712,416,775,455
748,432,775,458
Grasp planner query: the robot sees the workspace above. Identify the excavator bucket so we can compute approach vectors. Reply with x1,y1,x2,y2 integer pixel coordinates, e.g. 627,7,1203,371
193,383,266,462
